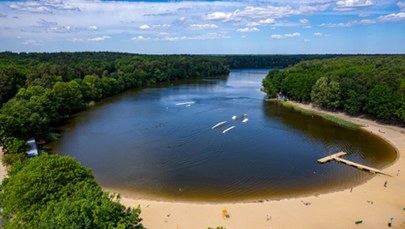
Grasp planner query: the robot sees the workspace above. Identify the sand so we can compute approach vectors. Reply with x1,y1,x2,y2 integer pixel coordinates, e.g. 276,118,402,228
0,147,7,181
118,102,405,229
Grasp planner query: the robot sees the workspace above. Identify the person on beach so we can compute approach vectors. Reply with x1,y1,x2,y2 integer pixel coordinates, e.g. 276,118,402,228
384,181,387,187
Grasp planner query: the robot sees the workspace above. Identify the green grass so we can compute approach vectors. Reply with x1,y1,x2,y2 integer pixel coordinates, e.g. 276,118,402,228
278,100,361,130
320,114,361,129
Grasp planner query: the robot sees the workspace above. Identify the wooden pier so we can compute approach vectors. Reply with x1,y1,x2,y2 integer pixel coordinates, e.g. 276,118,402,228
318,152,390,176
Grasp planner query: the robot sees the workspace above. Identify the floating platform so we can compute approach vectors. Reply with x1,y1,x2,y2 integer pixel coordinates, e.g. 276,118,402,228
318,152,390,176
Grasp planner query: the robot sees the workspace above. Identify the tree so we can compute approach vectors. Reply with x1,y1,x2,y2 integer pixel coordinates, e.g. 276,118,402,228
0,155,144,229
52,81,84,115
0,66,26,104
365,84,399,121
2,137,27,154
311,77,341,110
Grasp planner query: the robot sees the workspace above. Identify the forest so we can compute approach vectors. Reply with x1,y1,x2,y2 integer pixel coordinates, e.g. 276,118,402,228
223,54,347,69
262,56,405,125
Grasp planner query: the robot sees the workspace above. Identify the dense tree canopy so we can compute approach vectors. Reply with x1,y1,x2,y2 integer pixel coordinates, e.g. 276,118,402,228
224,54,347,69
263,56,405,124
0,155,144,229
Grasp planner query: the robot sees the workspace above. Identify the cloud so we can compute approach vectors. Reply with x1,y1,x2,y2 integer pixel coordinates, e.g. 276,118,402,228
378,12,405,22
88,35,111,42
205,12,232,21
335,0,374,11
131,35,150,41
271,32,301,39
139,24,151,30
139,24,171,30
190,24,218,30
314,32,329,37
259,18,275,24
87,25,98,31
237,27,259,33
9,0,79,13
320,19,375,27
299,18,309,24
233,4,329,20
131,32,229,42
203,3,330,27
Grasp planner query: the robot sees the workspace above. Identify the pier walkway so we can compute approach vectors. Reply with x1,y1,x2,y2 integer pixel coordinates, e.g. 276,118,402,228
318,152,390,176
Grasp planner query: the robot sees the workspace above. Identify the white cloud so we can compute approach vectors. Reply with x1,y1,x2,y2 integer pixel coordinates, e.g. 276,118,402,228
335,0,374,11
190,24,218,30
271,32,301,39
236,27,259,33
158,32,229,41
88,35,111,42
259,18,275,24
378,12,405,22
139,24,171,30
205,12,232,21
299,18,309,24
9,0,79,13
203,3,329,27
320,19,375,27
313,32,329,37
131,35,149,41
139,24,151,30
87,25,98,31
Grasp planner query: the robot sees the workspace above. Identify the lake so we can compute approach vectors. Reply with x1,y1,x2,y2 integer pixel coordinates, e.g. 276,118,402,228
51,69,396,201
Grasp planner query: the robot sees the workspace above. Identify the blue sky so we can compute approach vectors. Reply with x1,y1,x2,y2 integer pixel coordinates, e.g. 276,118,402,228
0,0,404,54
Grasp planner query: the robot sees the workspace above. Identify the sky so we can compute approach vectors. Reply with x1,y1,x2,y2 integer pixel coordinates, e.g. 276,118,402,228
0,0,404,54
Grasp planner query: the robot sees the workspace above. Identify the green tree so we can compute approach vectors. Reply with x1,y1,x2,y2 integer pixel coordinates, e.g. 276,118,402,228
2,137,27,154
0,66,26,104
0,155,144,229
311,77,341,110
365,84,399,121
52,81,84,115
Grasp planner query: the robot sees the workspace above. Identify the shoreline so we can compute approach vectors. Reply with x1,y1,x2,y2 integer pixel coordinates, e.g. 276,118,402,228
117,102,405,229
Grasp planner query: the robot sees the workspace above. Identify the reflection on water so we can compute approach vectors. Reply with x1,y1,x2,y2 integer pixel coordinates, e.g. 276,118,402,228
51,69,396,201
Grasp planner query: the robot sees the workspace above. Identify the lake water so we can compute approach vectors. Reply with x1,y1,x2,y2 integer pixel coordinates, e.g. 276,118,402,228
52,69,396,201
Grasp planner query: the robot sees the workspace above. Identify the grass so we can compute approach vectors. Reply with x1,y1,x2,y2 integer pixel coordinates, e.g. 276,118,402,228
278,100,362,130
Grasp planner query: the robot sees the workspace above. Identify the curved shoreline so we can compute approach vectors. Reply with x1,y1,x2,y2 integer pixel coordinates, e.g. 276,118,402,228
118,102,405,229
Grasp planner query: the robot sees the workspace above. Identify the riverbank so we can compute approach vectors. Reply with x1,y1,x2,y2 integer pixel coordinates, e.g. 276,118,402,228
118,101,405,229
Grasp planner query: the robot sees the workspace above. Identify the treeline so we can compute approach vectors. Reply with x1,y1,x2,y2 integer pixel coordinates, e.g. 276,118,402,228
0,52,228,105
223,54,347,69
0,52,229,165
263,56,405,125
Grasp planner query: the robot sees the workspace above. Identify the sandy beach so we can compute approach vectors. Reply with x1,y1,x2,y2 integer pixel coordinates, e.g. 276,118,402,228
118,102,405,229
